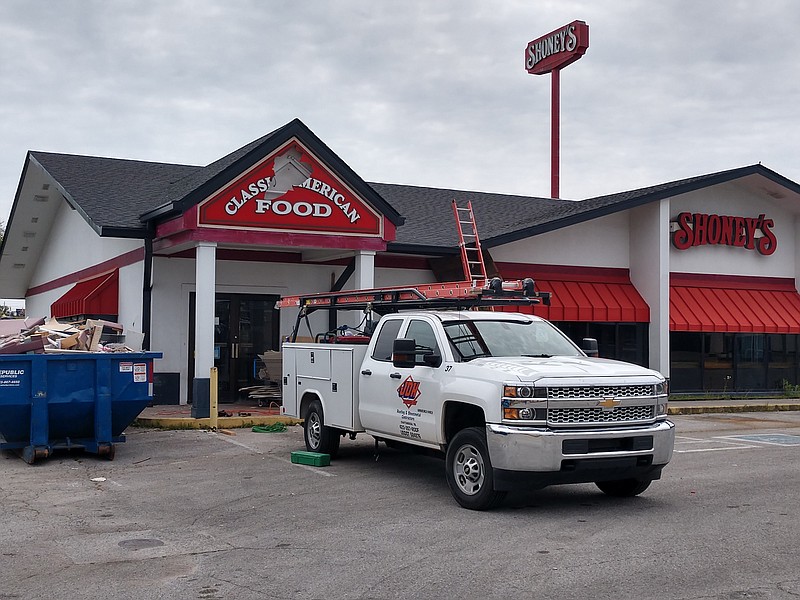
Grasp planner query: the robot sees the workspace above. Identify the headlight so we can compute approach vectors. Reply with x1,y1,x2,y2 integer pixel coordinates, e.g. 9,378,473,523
502,383,546,421
655,379,669,417
503,385,547,399
656,399,669,417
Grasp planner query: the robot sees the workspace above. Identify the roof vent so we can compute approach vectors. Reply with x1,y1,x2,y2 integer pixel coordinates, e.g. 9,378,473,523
30,217,39,223
23,231,36,238
33,195,49,202
42,183,50,190
12,263,25,269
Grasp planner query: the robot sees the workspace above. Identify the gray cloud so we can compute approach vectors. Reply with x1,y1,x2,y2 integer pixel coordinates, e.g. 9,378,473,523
1,0,799,233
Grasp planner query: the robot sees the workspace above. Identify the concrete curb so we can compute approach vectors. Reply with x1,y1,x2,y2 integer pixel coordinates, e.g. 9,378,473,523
668,403,800,416
133,415,303,430
133,402,800,430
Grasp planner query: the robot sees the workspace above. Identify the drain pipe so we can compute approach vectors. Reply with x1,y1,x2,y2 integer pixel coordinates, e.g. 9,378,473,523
141,227,154,351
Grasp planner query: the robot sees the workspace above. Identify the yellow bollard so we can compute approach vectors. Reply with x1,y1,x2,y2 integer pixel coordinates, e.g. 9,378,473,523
210,367,218,430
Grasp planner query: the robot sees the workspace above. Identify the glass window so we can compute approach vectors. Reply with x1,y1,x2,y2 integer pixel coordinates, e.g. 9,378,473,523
442,319,581,361
670,332,702,392
406,320,440,360
703,333,734,392
768,334,798,390
371,319,403,362
735,334,766,391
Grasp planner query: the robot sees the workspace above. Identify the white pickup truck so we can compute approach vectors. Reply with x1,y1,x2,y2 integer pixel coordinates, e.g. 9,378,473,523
280,307,674,510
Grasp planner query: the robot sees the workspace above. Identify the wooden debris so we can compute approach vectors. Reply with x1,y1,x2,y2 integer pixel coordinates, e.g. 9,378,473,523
0,317,140,354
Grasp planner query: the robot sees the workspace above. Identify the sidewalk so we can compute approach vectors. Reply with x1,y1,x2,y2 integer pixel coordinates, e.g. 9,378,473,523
667,396,800,415
134,397,800,430
135,402,301,430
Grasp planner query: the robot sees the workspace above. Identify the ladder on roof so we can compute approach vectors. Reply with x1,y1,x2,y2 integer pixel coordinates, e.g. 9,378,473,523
452,199,488,286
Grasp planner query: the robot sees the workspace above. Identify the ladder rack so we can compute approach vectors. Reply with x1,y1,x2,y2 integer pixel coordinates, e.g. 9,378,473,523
279,279,552,341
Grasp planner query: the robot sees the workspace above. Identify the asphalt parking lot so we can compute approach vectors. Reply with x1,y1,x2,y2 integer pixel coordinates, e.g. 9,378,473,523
2,413,800,600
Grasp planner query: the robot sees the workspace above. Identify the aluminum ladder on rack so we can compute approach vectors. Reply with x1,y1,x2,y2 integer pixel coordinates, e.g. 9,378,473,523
452,199,487,286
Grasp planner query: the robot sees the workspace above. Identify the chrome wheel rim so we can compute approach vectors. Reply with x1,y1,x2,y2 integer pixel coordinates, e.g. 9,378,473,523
307,412,321,449
453,443,485,496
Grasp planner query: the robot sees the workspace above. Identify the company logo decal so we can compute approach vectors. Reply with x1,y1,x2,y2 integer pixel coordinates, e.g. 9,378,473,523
198,140,382,236
397,376,421,409
671,212,777,256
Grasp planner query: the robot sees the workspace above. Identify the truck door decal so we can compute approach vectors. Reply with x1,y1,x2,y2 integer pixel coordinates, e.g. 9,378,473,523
397,376,421,409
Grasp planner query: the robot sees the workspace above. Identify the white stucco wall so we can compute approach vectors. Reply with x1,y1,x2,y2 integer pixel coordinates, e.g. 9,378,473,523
668,183,795,278
29,201,142,287
629,199,670,375
491,212,630,268
25,200,143,323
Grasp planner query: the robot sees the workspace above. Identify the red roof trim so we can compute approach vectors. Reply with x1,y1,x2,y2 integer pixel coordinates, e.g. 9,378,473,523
26,248,144,297
153,227,388,253
671,272,797,291
497,262,633,284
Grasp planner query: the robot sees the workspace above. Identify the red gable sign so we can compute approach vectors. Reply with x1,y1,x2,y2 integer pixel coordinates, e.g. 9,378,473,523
525,20,589,75
198,140,383,236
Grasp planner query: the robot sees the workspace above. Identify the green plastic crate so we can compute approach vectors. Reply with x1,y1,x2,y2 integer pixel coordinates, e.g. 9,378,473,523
290,451,330,467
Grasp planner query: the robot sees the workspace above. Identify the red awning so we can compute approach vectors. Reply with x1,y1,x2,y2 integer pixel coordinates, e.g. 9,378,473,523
497,264,650,322
670,274,800,333
51,270,119,319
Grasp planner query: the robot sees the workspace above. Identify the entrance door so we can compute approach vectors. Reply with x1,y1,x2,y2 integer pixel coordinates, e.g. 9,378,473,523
189,293,280,403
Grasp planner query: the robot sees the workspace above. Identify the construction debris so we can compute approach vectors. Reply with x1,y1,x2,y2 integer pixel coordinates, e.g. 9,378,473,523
0,317,144,355
238,351,283,406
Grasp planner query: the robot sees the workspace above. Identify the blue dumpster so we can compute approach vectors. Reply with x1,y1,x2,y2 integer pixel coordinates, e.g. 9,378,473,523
0,352,162,464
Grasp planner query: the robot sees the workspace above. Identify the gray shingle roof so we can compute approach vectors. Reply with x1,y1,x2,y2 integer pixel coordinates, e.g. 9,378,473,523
369,182,569,250
30,151,200,235
27,131,795,252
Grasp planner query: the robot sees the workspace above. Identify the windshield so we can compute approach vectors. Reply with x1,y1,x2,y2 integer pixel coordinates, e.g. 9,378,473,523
442,319,582,361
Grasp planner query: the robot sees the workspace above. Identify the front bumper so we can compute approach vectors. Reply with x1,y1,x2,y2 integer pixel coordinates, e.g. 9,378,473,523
486,419,675,491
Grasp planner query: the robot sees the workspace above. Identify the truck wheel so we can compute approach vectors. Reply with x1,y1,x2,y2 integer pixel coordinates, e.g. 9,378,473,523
595,478,652,497
445,427,506,510
303,399,340,458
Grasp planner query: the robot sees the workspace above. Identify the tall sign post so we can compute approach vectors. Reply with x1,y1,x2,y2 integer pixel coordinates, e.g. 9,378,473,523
525,20,589,199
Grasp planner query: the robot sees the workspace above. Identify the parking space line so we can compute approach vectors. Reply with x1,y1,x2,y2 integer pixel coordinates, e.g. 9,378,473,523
213,432,337,477
675,445,756,453
674,435,757,453
718,433,800,447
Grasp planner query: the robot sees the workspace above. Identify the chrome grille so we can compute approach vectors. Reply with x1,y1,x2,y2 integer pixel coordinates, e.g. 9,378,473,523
548,385,653,399
548,405,656,425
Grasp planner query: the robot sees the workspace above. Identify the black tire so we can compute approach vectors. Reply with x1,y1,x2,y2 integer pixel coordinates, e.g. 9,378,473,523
445,427,506,510
303,399,340,458
595,478,652,497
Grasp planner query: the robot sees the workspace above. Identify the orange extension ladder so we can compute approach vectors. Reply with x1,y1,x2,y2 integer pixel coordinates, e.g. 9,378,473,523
452,199,488,286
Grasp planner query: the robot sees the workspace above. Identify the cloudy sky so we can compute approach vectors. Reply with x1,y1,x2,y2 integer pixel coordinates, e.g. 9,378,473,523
1,0,799,233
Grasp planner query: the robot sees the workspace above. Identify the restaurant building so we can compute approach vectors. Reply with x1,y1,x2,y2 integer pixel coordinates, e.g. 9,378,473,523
2,118,800,401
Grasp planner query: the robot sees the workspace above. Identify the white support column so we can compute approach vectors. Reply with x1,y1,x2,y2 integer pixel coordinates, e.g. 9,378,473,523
630,198,671,377
191,242,216,418
354,250,376,290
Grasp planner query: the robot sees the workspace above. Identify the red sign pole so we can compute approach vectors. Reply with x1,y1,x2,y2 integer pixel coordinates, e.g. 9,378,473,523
551,68,560,199
525,20,589,200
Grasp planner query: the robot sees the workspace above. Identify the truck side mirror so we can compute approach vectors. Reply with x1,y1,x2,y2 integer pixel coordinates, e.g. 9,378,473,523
392,338,442,368
392,338,417,368
423,352,442,368
580,338,599,358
